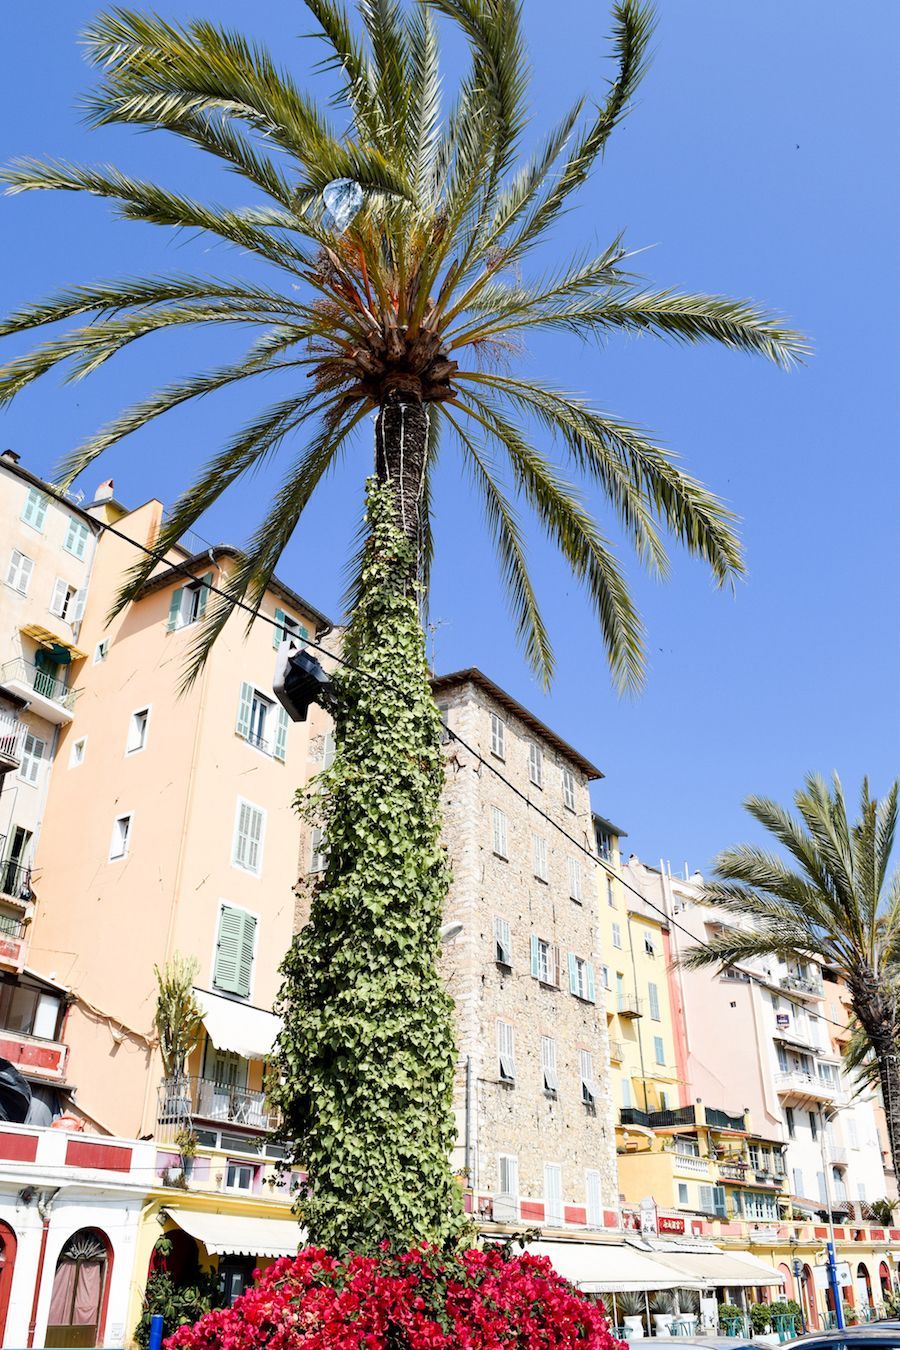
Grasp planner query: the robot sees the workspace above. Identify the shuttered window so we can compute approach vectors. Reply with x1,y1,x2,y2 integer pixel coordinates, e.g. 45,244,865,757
233,799,265,875
272,607,309,649
22,488,48,532
568,953,596,1002
648,982,660,1020
497,1020,515,1082
586,1170,602,1227
580,1050,596,1106
19,732,46,785
491,806,508,859
568,857,583,901
64,518,90,559
310,826,327,873
490,713,505,760
654,1035,665,1065
528,742,543,789
6,550,33,594
494,916,512,965
498,1154,518,1200
541,1036,557,1095
544,1164,563,1225
532,833,547,881
214,905,257,997
562,767,575,812
167,573,212,631
531,934,559,986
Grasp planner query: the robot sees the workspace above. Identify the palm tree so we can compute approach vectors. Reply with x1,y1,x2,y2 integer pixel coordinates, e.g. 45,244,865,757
0,0,805,1251
0,1,804,690
682,773,900,1183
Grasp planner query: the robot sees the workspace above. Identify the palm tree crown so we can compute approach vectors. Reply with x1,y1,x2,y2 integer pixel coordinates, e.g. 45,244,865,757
0,0,805,687
683,772,900,1175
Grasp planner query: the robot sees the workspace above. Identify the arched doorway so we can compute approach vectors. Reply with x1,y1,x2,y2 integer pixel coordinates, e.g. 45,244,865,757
801,1263,818,1330
0,1222,17,1345
857,1263,873,1316
45,1228,113,1348
778,1263,795,1301
879,1261,892,1298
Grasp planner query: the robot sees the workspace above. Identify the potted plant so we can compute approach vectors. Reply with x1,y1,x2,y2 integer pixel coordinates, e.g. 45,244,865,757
174,1127,198,1180
749,1302,771,1336
616,1290,646,1339
650,1291,676,1335
676,1289,699,1335
719,1302,745,1336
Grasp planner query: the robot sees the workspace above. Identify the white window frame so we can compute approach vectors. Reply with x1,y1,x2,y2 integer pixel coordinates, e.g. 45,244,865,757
567,856,583,902
321,730,336,769
528,741,543,789
676,1182,689,1206
586,1169,602,1227
490,712,506,760
494,916,512,966
19,731,46,786
580,1049,596,1106
562,767,575,812
644,933,656,957
532,832,548,882
491,805,508,859
6,549,34,595
541,1035,558,1095
544,1162,563,1226
126,706,151,756
225,1161,255,1192
497,1153,519,1219
607,878,616,907
497,1019,515,1082
536,937,554,985
109,812,133,861
601,964,611,990
309,826,327,874
63,517,90,560
69,735,88,768
232,797,266,876
93,638,109,664
611,922,622,949
49,577,80,623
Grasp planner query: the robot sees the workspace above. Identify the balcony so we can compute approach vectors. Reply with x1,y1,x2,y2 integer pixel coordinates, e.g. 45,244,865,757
780,971,824,1000
616,994,643,1019
672,1151,710,1178
0,659,79,724
0,712,25,772
0,861,34,906
0,911,27,972
705,1107,747,1131
826,1146,849,1167
157,1075,278,1137
607,1039,624,1062
775,1068,842,1101
719,1159,749,1182
0,1028,67,1081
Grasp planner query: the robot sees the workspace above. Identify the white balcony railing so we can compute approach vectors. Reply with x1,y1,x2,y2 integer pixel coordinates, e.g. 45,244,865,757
775,1069,841,1100
672,1152,710,1177
0,712,25,767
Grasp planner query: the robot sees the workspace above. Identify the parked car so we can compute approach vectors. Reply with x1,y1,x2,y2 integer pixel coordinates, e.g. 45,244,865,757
645,1340,755,1350
784,1333,900,1350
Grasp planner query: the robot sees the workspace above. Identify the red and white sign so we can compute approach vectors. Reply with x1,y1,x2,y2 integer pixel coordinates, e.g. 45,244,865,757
658,1215,686,1235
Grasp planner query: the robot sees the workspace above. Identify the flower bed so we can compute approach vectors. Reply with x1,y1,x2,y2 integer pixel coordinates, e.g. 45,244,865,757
168,1244,622,1350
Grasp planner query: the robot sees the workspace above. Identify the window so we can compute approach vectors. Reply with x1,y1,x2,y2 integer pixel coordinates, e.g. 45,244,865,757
611,922,622,949
648,982,661,1021
322,730,336,769
19,732,46,785
49,578,81,623
607,878,615,907
226,1161,255,1191
644,934,656,957
490,712,505,760
528,742,543,789
786,1107,795,1139
654,1035,665,1066
167,573,212,631
272,607,309,649
601,964,611,990
93,638,109,664
310,827,327,874
544,1163,563,1226
497,1020,515,1082
69,736,87,767
568,954,595,1002
776,1042,789,1072
21,487,48,532
531,935,560,986
595,826,611,861
126,707,149,755
580,1050,596,1107
236,682,289,761
659,1090,668,1110
532,833,548,881
491,806,508,859
6,549,34,594
677,1182,689,1205
809,1110,818,1140
586,1170,602,1227
541,1036,558,1095
233,799,265,875
497,1154,519,1218
675,1134,699,1157
622,1078,632,1109
109,813,132,860
562,767,575,812
567,857,582,902
699,1184,726,1217
63,517,90,560
214,905,257,997
495,916,512,966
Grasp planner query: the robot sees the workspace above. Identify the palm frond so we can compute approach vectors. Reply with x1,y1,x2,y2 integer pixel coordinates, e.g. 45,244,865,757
303,0,379,136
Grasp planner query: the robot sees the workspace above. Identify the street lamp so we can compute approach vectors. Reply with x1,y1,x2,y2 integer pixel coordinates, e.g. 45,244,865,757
819,1105,845,1330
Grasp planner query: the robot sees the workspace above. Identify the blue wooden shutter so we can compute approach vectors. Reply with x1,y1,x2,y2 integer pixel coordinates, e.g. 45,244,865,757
299,625,309,645
530,934,540,978
196,572,213,618
214,906,243,993
273,607,286,648
273,706,289,761
586,962,596,1003
236,682,253,738
568,952,578,995
167,588,183,631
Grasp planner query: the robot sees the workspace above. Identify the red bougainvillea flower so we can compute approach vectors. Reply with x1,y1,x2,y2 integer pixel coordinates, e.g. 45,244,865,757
167,1245,623,1350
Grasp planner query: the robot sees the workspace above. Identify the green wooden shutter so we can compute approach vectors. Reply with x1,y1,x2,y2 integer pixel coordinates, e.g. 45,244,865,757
299,625,309,646
530,934,540,978
214,906,244,993
273,607,286,648
196,572,213,619
167,588,183,631
586,962,596,1003
236,912,257,997
236,682,253,738
568,952,578,995
273,706,289,761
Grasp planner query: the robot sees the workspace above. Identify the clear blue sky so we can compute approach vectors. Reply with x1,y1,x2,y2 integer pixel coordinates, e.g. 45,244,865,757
1,2,898,872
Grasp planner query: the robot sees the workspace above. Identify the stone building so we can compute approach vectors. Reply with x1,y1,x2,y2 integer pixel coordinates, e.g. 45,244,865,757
430,669,619,1230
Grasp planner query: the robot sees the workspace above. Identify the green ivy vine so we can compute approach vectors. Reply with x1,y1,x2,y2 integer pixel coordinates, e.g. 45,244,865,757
273,479,465,1253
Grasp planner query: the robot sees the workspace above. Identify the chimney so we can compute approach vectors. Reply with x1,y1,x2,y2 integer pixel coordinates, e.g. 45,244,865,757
1,449,21,465
92,479,114,504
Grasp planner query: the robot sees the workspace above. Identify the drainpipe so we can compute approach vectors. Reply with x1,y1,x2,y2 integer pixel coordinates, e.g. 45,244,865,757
464,1055,472,1182
626,915,649,1111
27,1187,60,1348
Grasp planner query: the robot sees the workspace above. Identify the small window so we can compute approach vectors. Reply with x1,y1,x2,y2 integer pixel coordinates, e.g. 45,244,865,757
601,964,611,990
580,1049,596,1107
490,712,505,760
562,767,575,812
110,813,132,860
491,806,508,859
225,1161,255,1191
49,578,81,622
498,1153,519,1201
541,1035,558,1096
607,878,615,907
63,518,90,560
654,1035,665,1066
93,638,109,664
595,826,612,861
6,549,34,594
310,826,327,874
126,707,150,755
531,935,559,986
166,574,212,631
568,954,595,1002
272,607,308,649
568,857,583,903
237,682,288,761
21,487,48,533
69,736,87,767
497,1019,515,1082
809,1111,818,1140
494,916,512,966
677,1182,689,1205
532,832,548,882
648,982,661,1020
611,922,622,949
233,799,265,875
321,730,336,769
644,934,656,957
528,742,543,789
19,732,46,785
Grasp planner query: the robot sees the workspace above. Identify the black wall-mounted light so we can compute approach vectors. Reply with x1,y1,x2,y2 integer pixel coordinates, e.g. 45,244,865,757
274,641,337,723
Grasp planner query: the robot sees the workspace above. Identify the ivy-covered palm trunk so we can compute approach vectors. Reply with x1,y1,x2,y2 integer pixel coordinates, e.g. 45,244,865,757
850,971,900,1184
274,467,464,1254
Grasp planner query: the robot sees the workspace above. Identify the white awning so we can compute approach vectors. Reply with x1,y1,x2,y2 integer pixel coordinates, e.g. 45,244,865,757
168,1207,304,1258
523,1240,698,1292
193,987,281,1061
647,1248,784,1288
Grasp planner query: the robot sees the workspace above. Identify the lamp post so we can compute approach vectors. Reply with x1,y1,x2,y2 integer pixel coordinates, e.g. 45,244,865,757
819,1107,845,1330
789,1237,807,1334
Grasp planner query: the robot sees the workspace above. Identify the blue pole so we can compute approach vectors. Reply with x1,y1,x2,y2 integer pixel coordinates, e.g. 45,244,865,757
149,1312,165,1350
827,1242,845,1330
